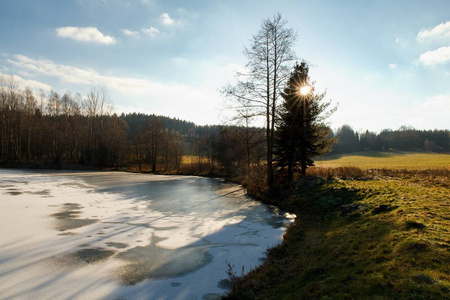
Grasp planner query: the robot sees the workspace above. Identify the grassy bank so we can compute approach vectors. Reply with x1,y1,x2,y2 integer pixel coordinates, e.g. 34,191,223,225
225,170,449,299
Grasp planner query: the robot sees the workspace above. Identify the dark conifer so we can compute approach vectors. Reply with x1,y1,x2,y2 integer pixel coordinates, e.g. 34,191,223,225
275,61,335,180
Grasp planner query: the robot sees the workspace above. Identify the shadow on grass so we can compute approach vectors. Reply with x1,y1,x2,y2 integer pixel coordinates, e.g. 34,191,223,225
285,178,363,215
225,177,450,299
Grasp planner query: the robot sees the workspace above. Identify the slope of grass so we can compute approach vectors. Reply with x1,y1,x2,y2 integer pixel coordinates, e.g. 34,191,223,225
314,151,450,170
225,172,450,299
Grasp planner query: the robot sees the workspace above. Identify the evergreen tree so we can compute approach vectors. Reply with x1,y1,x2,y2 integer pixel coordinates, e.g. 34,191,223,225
275,61,335,180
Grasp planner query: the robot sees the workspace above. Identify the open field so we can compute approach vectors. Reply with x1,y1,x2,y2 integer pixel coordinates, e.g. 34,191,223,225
227,171,450,299
314,151,450,170
226,154,450,299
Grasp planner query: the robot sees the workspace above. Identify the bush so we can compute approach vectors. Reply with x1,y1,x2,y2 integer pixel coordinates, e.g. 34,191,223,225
241,164,268,199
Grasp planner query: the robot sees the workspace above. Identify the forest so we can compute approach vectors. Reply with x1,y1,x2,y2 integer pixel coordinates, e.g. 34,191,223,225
1,75,449,176
331,124,450,154
0,75,266,174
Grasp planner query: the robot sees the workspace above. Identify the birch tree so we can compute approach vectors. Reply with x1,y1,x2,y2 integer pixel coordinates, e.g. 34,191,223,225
82,87,112,166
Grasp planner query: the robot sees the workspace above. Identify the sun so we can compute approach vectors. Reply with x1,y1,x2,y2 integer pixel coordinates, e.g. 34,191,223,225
299,85,312,96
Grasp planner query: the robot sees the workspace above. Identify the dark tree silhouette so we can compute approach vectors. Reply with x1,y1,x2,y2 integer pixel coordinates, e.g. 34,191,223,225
332,125,362,154
275,61,335,179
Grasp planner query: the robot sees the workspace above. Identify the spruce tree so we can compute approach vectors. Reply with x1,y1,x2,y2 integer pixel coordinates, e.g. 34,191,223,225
275,61,335,180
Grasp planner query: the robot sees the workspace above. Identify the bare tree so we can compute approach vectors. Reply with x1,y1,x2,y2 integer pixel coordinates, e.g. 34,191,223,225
222,13,296,191
145,118,165,173
134,125,146,171
82,87,112,166
159,130,185,173
24,87,36,159
5,76,23,161
170,130,185,173
0,76,9,161
101,114,128,168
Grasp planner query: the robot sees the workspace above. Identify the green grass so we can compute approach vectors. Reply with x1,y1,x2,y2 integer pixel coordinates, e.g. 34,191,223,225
225,172,450,299
314,151,450,170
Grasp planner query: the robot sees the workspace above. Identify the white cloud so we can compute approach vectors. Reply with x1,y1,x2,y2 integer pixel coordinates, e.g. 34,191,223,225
56,26,117,45
417,21,450,43
141,27,160,37
122,29,140,38
6,54,225,124
388,63,397,70
8,55,96,85
0,72,52,92
419,46,450,66
160,13,175,26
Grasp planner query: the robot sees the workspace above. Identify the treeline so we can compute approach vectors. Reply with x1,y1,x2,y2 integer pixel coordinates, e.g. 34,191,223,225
122,112,266,175
332,124,450,154
2,75,448,175
0,76,129,167
0,75,267,175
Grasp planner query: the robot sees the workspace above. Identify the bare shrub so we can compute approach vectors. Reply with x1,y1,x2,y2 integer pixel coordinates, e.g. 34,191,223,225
242,164,268,199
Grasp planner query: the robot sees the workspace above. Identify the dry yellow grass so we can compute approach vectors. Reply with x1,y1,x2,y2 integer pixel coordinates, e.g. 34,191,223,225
181,155,210,164
314,151,450,170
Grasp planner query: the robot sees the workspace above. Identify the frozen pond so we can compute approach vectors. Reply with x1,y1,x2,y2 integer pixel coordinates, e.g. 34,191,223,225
0,169,294,299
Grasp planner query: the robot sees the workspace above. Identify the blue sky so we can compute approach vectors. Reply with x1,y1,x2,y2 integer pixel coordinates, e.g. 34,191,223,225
1,0,449,132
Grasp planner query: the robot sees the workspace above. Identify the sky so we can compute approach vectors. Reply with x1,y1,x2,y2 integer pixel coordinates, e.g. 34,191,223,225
0,0,449,132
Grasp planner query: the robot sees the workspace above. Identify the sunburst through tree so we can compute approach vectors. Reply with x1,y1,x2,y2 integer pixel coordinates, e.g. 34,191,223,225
275,61,336,180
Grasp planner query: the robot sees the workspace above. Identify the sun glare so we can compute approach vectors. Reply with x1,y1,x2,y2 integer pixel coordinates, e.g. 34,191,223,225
299,85,312,96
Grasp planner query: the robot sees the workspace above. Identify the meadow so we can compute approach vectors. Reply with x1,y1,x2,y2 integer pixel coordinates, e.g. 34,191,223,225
314,151,450,170
225,151,450,299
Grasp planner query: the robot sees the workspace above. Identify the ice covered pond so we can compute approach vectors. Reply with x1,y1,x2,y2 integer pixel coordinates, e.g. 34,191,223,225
0,169,294,299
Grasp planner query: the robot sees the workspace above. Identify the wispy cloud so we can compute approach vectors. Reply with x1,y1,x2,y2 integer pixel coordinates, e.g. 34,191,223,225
141,27,160,37
0,72,52,92
5,54,226,124
8,54,99,85
121,12,181,40
419,46,450,66
388,63,397,70
417,21,450,43
122,29,140,38
56,26,116,45
122,27,160,38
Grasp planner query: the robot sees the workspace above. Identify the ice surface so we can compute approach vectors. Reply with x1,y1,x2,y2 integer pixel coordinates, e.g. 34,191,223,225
0,169,294,299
